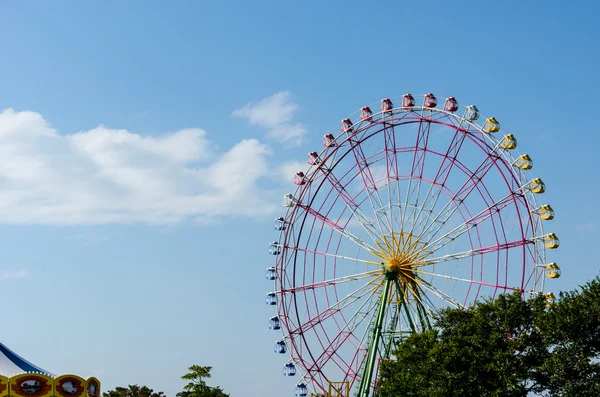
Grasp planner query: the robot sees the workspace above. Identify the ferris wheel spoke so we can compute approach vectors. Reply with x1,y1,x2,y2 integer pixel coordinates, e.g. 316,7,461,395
407,127,468,237
417,239,532,267
306,284,383,373
418,146,503,241
410,283,438,322
295,202,380,254
401,114,432,233
346,135,395,237
283,270,382,294
421,192,522,255
317,166,387,247
414,269,521,292
288,278,384,336
418,279,465,309
383,122,401,232
285,245,380,265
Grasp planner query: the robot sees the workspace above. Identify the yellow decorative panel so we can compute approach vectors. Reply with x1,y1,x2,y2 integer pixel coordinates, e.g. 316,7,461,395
85,378,100,397
8,373,53,397
0,375,8,397
54,375,86,397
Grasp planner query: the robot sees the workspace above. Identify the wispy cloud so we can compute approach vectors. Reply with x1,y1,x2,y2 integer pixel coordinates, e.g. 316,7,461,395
0,108,279,225
232,92,308,147
128,110,151,121
0,270,31,280
576,222,597,232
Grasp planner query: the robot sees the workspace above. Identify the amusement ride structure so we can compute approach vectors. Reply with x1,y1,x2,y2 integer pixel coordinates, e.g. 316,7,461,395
264,93,560,397
0,342,100,397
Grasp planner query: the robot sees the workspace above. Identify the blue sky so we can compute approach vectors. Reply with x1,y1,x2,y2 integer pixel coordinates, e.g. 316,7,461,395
0,1,598,396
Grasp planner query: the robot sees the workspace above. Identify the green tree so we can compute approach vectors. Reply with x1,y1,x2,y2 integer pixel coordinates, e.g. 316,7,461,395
103,385,166,397
378,277,600,397
538,277,600,396
176,365,228,397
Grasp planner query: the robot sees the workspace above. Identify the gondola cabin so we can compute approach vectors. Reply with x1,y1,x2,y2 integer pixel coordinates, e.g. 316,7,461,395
402,93,415,107
323,134,336,147
265,266,277,280
544,233,560,249
307,151,320,165
283,193,295,207
529,178,545,194
360,106,373,121
538,204,554,220
269,242,281,255
545,292,556,308
424,93,437,108
513,154,533,170
465,105,480,121
274,340,286,354
295,383,308,397
274,217,286,230
500,134,517,150
283,363,297,376
483,117,501,133
266,292,277,305
294,172,306,185
269,316,280,330
444,97,459,112
341,119,353,133
381,98,393,113
546,263,561,279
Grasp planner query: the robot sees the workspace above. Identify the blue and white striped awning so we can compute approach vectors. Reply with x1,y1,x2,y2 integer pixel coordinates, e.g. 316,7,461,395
0,342,53,377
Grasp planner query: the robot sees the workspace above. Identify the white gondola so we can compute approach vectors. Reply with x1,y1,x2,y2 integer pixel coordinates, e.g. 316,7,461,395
274,217,286,230
265,292,277,305
283,363,296,376
274,340,286,354
268,316,280,330
269,242,281,255
283,193,295,207
295,383,308,397
465,105,480,121
265,266,277,280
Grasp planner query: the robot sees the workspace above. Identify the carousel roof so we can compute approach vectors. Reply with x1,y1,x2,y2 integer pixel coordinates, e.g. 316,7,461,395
0,342,54,377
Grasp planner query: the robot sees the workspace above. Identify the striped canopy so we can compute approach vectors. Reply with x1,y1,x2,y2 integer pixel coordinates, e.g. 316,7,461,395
0,342,53,377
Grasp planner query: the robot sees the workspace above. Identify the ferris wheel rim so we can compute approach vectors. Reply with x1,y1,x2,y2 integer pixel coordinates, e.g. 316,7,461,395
269,97,555,396
280,125,536,392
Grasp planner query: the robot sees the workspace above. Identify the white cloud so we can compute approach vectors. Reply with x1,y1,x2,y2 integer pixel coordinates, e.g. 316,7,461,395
576,222,597,232
232,92,308,147
0,270,30,280
0,108,279,225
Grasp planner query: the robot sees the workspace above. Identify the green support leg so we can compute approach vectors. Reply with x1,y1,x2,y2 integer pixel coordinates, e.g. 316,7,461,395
356,277,432,397
357,278,391,397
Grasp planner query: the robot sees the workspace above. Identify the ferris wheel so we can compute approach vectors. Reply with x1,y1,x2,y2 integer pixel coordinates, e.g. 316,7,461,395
264,93,560,397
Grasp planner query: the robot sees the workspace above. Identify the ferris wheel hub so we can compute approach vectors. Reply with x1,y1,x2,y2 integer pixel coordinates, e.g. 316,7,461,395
384,258,416,282
375,232,426,284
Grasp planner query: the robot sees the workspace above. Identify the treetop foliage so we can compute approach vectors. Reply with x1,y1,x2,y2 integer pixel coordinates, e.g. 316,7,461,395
102,365,228,397
378,277,600,397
